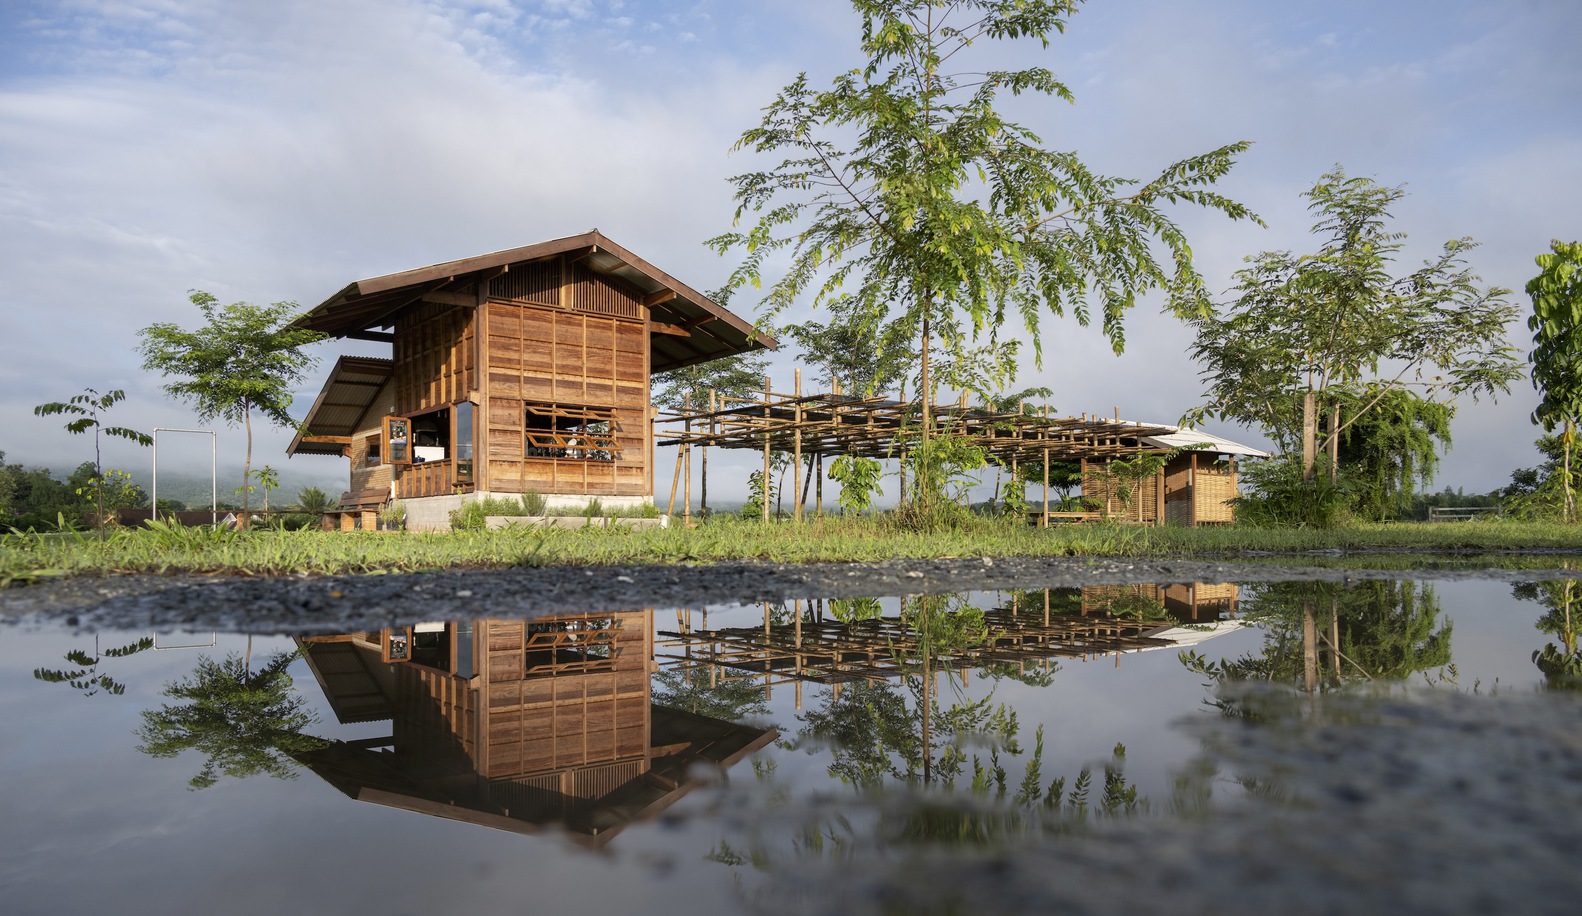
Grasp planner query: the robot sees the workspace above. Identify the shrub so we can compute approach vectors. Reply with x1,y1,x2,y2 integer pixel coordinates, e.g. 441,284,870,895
1233,457,1354,528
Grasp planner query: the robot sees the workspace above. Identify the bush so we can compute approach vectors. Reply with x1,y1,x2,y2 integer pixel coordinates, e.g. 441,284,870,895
1233,457,1354,528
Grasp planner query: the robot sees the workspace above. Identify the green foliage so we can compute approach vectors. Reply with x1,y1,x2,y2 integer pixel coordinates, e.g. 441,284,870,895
1182,580,1452,692
138,291,325,514
741,469,780,519
294,486,336,514
137,649,325,789
827,454,884,515
448,501,489,531
1335,388,1453,521
34,388,152,531
1188,166,1519,471
33,636,154,697
1233,456,1354,528
711,0,1256,424
377,502,406,529
519,489,547,516
786,294,910,395
1513,578,1582,689
1527,240,1582,522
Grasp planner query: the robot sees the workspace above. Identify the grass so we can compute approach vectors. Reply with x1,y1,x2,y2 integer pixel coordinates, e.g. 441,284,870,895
5,515,1582,586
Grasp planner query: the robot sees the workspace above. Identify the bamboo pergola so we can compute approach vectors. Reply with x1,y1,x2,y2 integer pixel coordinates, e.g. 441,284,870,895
655,375,1177,522
657,388,1174,465
655,596,1178,708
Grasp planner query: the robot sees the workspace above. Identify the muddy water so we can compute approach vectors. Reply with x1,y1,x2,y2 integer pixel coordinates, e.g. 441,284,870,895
4,577,1581,914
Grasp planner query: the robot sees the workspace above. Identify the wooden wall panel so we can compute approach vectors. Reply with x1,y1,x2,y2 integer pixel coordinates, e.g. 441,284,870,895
393,301,475,415
481,299,650,496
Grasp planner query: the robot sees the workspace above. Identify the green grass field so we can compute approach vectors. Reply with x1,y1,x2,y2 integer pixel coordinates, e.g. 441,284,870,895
5,514,1582,586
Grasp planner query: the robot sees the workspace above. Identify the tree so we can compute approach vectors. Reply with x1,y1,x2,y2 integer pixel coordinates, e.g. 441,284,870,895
136,650,325,790
1527,240,1582,523
1333,387,1452,521
138,291,325,517
785,294,910,396
34,387,152,531
652,299,772,517
710,0,1257,501
1188,167,1521,481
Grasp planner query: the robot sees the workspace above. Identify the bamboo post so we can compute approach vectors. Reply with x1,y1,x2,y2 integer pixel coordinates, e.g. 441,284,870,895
1042,405,1051,527
665,438,683,518
683,392,692,525
763,376,772,523
793,368,803,521
1302,601,1319,694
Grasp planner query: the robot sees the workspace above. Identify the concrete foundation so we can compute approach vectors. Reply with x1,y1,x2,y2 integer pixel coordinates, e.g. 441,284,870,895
397,492,654,533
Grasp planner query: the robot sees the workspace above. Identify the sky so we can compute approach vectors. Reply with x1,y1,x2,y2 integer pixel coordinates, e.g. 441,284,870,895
2,0,1579,502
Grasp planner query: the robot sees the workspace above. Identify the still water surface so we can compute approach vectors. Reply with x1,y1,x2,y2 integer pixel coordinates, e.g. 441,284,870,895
3,577,1579,914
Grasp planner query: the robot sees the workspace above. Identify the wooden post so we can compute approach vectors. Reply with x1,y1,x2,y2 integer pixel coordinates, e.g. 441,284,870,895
703,388,717,516
1302,601,1319,694
1042,405,1050,527
793,368,803,521
763,376,772,524
682,392,692,525
1189,451,1199,528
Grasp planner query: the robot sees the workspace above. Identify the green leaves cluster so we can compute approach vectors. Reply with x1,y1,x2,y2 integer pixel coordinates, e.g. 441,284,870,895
712,0,1256,406
1526,240,1582,522
1188,167,1520,464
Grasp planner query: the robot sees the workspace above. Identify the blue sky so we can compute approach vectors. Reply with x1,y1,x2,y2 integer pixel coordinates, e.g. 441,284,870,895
3,0,1579,499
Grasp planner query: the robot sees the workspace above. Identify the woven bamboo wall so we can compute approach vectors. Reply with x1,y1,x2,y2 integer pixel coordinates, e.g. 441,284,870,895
1194,467,1239,524
1081,462,1160,523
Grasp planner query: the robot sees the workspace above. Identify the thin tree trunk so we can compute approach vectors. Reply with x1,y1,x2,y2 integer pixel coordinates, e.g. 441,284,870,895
242,401,254,527
1301,390,1317,482
1328,405,1341,483
1567,419,1575,524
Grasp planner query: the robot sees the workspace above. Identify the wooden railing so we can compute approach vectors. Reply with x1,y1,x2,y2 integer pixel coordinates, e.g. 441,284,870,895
1427,506,1502,522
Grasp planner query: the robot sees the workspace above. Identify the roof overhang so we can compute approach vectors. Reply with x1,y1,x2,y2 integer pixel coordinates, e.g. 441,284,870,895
287,356,394,456
291,230,776,373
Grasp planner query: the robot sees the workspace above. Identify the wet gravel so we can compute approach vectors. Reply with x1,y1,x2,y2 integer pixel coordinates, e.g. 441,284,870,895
3,552,1582,632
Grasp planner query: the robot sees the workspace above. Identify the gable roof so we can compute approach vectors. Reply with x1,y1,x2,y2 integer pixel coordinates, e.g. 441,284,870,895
292,230,776,373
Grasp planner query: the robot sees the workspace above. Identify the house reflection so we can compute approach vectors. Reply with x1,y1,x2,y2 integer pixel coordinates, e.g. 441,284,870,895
295,612,777,846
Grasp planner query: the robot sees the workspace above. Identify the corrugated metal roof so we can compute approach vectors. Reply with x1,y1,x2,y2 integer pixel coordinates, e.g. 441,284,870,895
290,230,775,373
1136,425,1270,458
288,356,394,456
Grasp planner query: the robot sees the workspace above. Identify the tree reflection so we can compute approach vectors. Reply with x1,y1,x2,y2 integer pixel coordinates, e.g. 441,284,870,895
1514,578,1582,688
33,635,153,697
136,649,325,789
652,667,773,723
1181,580,1452,696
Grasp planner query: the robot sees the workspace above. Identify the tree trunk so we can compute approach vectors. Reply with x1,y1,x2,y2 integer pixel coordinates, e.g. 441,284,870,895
700,445,709,517
242,401,254,527
1301,390,1317,482
1302,601,1318,694
918,310,932,506
1328,404,1341,483
1566,418,1576,524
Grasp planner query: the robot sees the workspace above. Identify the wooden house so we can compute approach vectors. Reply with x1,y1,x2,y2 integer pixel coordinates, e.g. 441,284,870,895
1081,426,1267,526
287,231,775,530
296,611,777,844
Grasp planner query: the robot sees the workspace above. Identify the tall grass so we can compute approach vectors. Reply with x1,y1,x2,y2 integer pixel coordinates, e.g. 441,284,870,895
4,515,1582,586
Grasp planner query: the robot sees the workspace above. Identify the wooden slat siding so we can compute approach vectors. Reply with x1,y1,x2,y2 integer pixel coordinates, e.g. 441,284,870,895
573,260,644,320
393,298,476,415
480,613,649,779
481,297,650,497
393,660,480,771
492,257,561,306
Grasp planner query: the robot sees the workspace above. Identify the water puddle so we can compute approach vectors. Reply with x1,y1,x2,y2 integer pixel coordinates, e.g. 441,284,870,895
5,577,1581,913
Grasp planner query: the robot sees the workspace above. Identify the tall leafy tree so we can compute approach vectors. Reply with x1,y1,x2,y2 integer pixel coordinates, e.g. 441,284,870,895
1188,167,1520,480
33,387,151,530
1527,240,1582,523
138,291,324,516
785,294,910,396
710,0,1257,478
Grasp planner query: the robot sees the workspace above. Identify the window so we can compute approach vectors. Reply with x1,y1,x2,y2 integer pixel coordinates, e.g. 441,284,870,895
523,403,621,461
364,434,381,466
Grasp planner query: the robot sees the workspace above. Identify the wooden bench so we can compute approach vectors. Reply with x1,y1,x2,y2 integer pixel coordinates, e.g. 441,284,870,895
1030,511,1102,526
